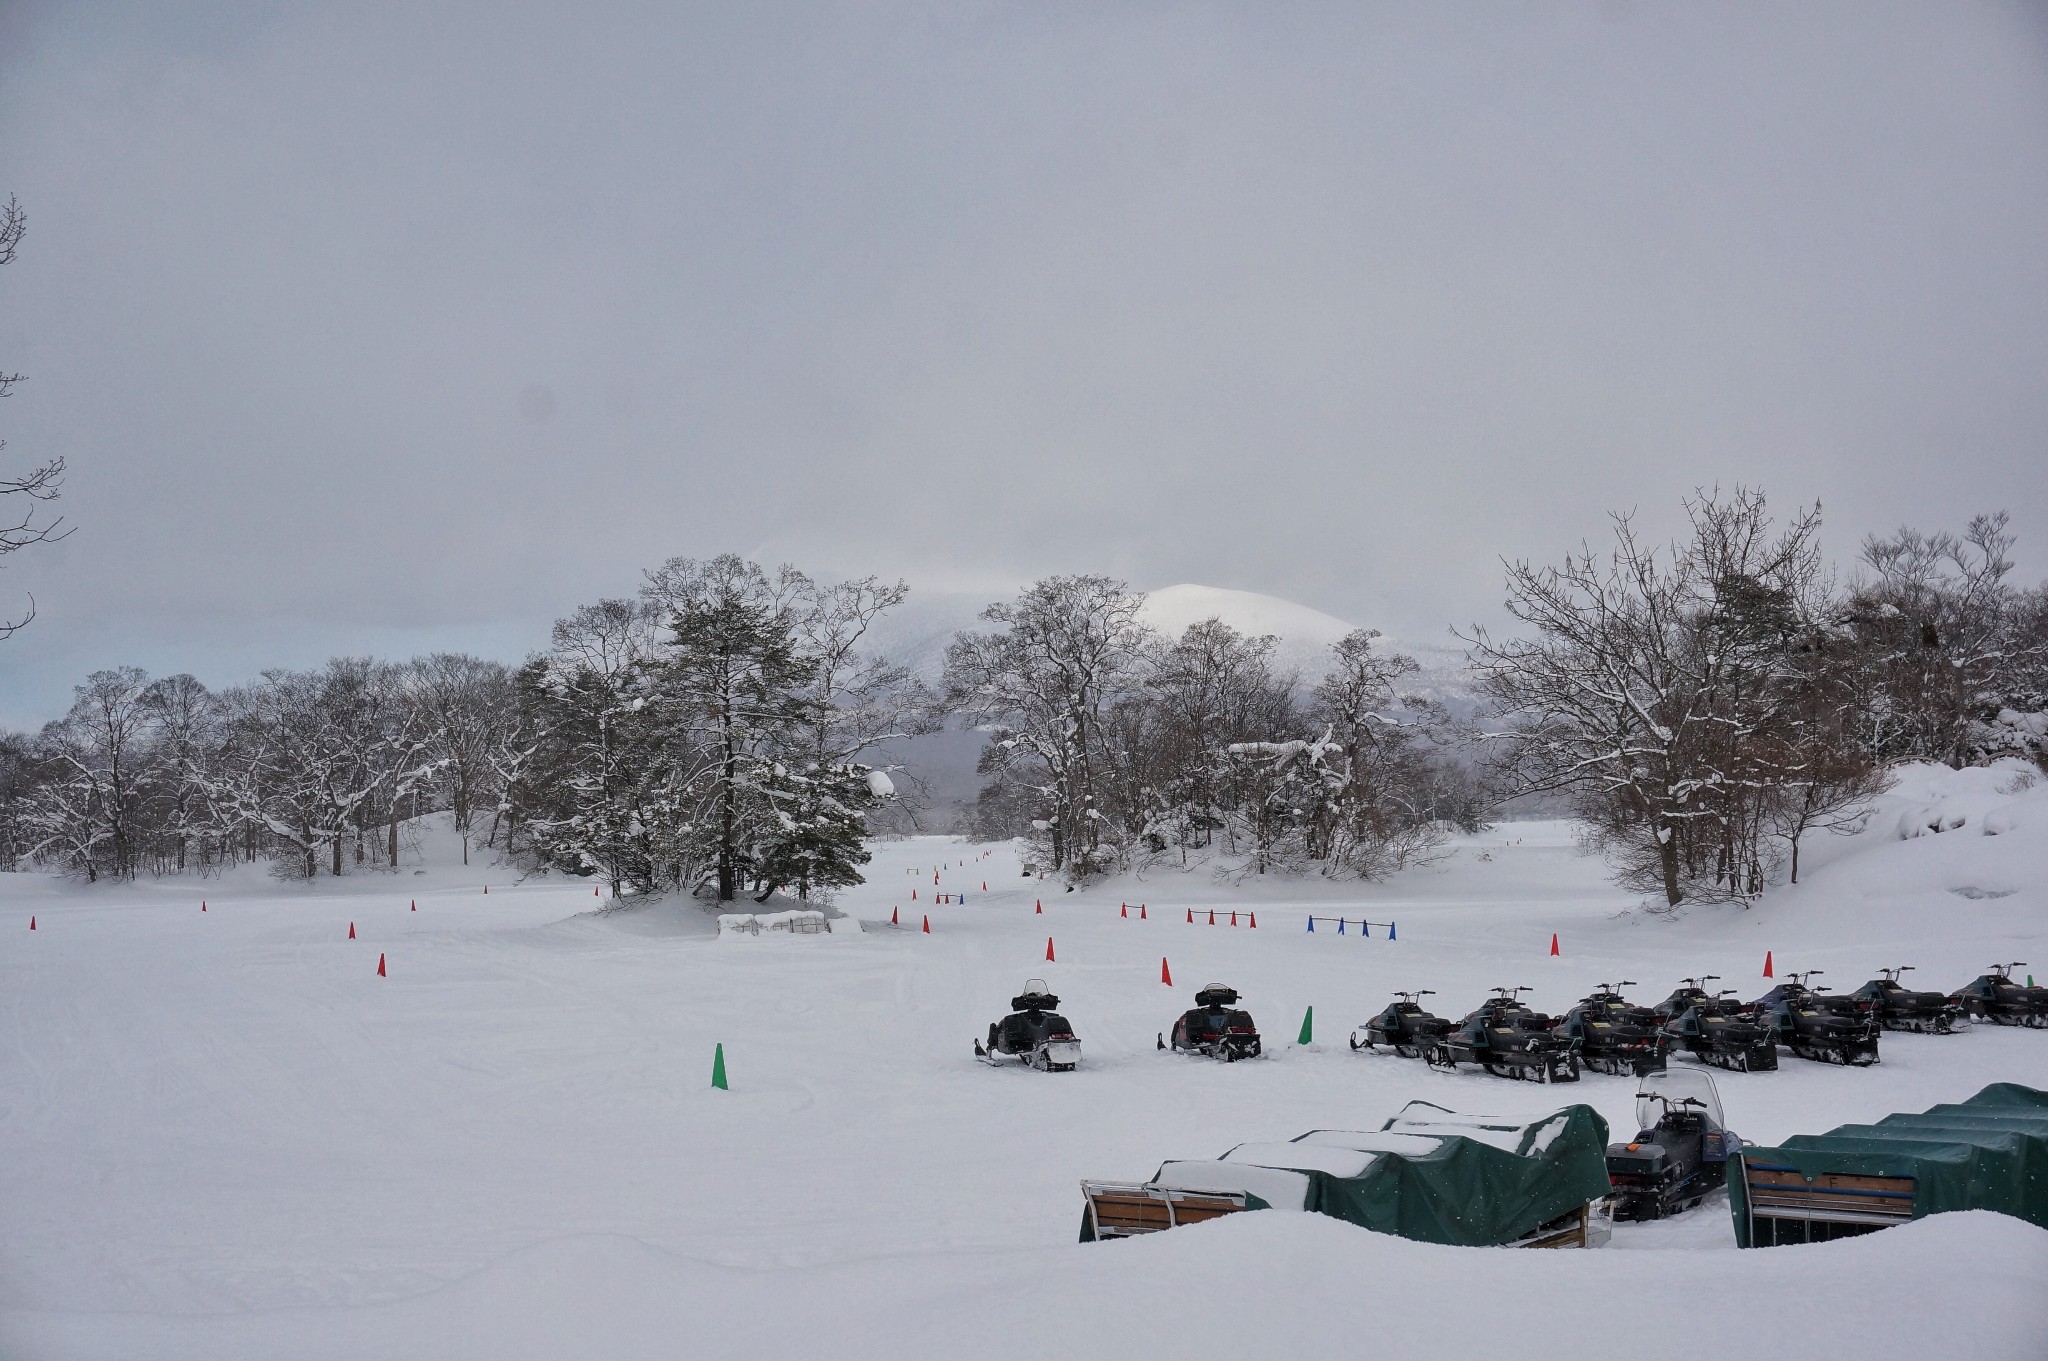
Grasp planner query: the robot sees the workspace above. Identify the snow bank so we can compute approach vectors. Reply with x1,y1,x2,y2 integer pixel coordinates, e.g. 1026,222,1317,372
1889,758,2041,839
11,1209,2043,1361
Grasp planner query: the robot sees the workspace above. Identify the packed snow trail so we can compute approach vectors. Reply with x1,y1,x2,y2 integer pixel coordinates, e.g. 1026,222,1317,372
2,766,2046,1357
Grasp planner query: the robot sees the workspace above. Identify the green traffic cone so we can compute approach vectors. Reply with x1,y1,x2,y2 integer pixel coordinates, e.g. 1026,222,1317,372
711,1043,728,1091
1297,1005,1314,1045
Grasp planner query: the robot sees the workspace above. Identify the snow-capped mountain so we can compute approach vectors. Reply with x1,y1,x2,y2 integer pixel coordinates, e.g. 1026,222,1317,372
1136,583,1475,706
864,580,1472,699
1136,584,1357,676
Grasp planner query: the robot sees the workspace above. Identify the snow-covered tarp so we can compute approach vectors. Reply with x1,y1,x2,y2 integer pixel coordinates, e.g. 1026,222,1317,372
716,910,856,938
1088,1100,1611,1247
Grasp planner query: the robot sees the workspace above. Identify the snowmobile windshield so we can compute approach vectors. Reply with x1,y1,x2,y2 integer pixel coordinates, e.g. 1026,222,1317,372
1636,1069,1723,1130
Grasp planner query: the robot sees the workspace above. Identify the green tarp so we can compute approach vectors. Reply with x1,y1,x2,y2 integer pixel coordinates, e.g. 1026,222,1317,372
1730,1082,2048,1247
1082,1100,1612,1247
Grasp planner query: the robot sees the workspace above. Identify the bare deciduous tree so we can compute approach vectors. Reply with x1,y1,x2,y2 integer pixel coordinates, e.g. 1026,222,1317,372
0,196,68,640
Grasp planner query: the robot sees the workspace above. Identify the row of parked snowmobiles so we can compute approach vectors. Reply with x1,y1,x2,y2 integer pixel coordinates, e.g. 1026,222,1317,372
973,963,2046,1075
1350,964,2048,1081
976,980,1264,1070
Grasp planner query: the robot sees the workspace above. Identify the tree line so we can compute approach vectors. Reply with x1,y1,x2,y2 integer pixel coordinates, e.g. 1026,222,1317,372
2,493,2043,907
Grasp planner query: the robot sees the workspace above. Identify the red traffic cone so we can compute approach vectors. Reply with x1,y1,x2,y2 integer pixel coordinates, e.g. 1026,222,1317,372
1034,899,1042,914
202,901,207,912
1045,936,1056,962
1549,933,1560,957
1249,913,1257,928
913,889,918,901
891,906,899,926
348,922,356,939
595,886,599,895
1161,957,1173,986
1120,904,1128,918
1763,951,1774,978
376,953,387,977
1140,904,1147,920
411,900,417,912
1208,909,1216,925
483,885,488,895
922,915,931,934
28,916,35,930
1186,908,1193,923
982,881,987,891
1230,910,1238,926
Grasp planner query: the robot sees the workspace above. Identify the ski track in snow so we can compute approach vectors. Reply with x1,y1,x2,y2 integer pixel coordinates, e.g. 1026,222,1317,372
2,772,2046,1359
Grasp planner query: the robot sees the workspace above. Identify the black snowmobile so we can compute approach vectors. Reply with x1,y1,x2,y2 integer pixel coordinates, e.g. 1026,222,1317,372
1950,963,2048,1029
976,979,1082,1071
1556,981,1670,1077
1751,972,1881,1066
1604,1069,1744,1221
1350,990,1455,1058
1158,983,1262,1061
1424,988,1581,1083
1654,978,1779,1073
1850,966,1965,1034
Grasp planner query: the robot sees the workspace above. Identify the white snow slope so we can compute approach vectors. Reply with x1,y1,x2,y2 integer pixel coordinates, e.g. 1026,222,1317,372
3,763,2046,1360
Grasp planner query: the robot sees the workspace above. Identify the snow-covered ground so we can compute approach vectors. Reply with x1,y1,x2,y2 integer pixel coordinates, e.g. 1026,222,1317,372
3,763,2046,1359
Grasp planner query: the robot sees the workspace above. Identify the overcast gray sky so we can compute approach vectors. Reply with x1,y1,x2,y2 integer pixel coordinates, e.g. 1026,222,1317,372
2,2,2045,727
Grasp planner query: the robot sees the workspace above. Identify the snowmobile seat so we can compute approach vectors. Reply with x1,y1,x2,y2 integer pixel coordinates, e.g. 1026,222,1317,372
1010,991,1060,1012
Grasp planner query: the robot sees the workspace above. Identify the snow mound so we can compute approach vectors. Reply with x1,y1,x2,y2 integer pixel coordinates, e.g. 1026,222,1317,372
1890,759,2043,839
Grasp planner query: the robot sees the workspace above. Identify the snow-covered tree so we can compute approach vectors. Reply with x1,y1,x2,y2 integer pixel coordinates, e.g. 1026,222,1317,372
520,599,664,895
407,653,512,865
16,668,157,880
1468,489,1874,907
945,575,1154,879
1845,513,2046,767
1140,619,1294,857
752,760,882,901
